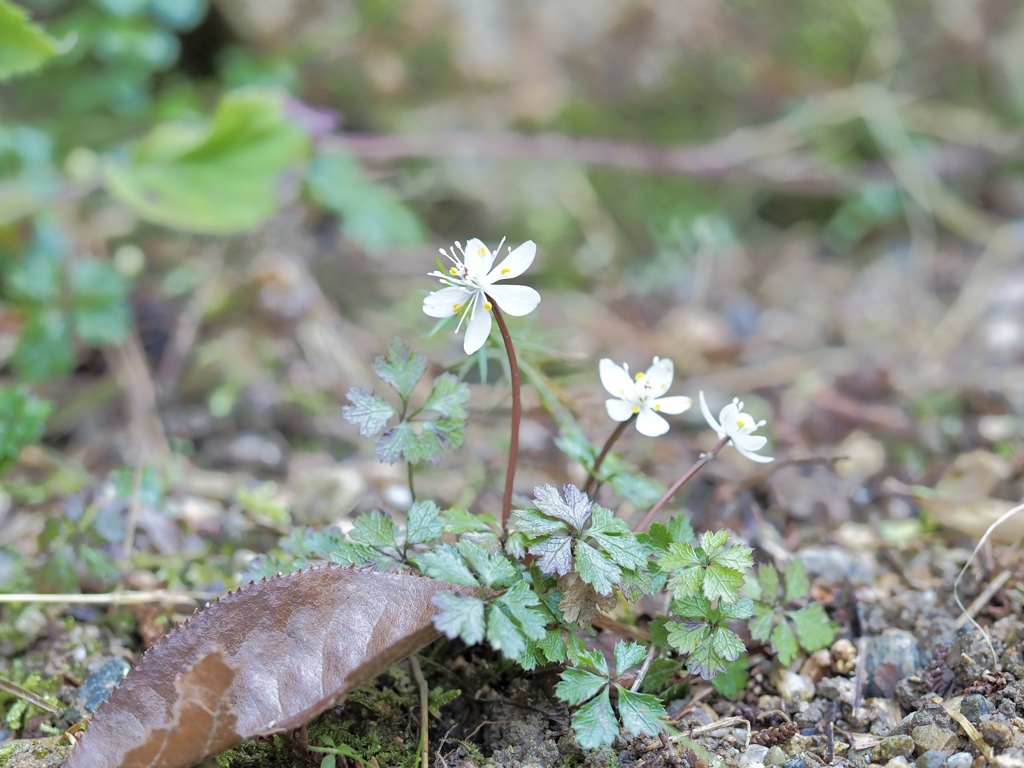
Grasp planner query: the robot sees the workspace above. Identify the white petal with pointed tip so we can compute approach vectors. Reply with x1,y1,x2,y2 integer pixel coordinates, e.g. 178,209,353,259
486,284,541,316
423,287,471,318
462,296,492,354
489,241,536,282
652,396,692,415
644,357,675,397
600,359,634,398
636,408,670,437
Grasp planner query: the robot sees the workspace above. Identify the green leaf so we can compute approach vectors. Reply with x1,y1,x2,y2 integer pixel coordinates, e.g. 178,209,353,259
687,639,729,680
538,630,567,664
575,542,621,596
587,506,646,571
414,544,479,587
373,338,427,402
105,89,310,234
565,634,591,668
658,542,702,573
758,563,780,601
666,566,703,600
485,602,527,660
70,259,131,344
698,530,730,556
614,685,666,737
533,483,592,531
668,515,695,545
672,593,712,620
613,641,647,675
555,668,608,706
710,626,745,663
406,500,443,544
711,544,754,574
572,648,610,676
441,507,497,534
788,603,837,653
0,387,51,469
784,558,810,602
375,421,436,465
0,0,64,81
703,563,745,603
571,687,618,749
718,598,754,621
421,373,470,420
748,602,776,642
528,535,574,577
350,510,396,549
710,654,749,699
342,388,395,437
306,152,425,253
510,507,568,538
422,416,465,453
609,471,664,508
770,617,799,666
666,621,710,655
457,540,520,589
639,657,686,695
432,592,485,646
498,582,547,641
12,308,74,382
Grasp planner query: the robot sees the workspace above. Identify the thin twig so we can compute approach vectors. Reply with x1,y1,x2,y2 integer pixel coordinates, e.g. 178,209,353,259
630,645,659,693
632,436,730,533
489,301,521,536
0,677,60,714
954,569,1013,630
409,655,430,768
0,589,215,606
583,417,634,497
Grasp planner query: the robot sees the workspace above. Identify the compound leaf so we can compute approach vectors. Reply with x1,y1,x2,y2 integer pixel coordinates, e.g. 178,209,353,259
432,591,485,646
372,338,427,402
614,685,665,737
342,389,395,437
571,687,618,749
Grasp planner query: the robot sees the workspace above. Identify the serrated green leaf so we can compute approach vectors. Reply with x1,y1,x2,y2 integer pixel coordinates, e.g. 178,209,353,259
555,668,608,706
421,373,470,420
614,685,666,737
784,558,810,602
638,524,671,559
571,687,618,749
457,539,520,589
0,0,64,81
788,603,837,653
770,617,799,666
373,338,427,402
575,542,621,596
667,566,703,600
572,647,610,676
565,634,590,667
672,593,712,620
342,388,395,437
70,259,131,344
406,500,443,544
350,510,396,549
504,531,527,559
533,483,592,531
529,534,574,577
376,421,440,465
710,627,745,662
432,591,485,646
712,544,753,574
748,602,776,642
639,657,686,695
710,654,749,699
756,563,780,602
105,90,310,234
613,641,647,674
423,415,465,453
618,567,653,602
668,515,695,544
511,507,568,538
658,542,702,573
499,582,547,641
12,308,74,382
0,387,51,469
698,529,730,556
517,642,540,671
414,544,479,587
538,630,567,664
666,620,710,655
587,506,646,571
441,507,497,534
327,541,393,569
687,640,729,680
718,597,754,621
485,602,527,660
703,563,745,603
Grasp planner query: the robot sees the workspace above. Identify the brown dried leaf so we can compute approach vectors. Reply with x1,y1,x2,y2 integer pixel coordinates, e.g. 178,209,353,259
558,572,616,628
66,566,469,768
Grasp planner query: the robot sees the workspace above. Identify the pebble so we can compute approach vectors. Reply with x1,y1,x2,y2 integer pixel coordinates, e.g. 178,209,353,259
944,753,973,768
886,758,912,768
782,758,808,768
913,704,954,731
816,675,855,703
949,625,1000,688
978,720,1015,749
873,735,916,762
798,546,877,585
993,749,1024,768
766,746,786,766
739,745,769,766
961,694,995,724
799,649,832,682
911,724,958,754
866,630,922,697
916,751,948,768
777,670,816,703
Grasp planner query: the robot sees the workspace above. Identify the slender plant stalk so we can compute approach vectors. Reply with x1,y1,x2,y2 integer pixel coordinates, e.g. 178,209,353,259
490,300,521,535
582,415,636,497
632,436,730,533
407,461,417,503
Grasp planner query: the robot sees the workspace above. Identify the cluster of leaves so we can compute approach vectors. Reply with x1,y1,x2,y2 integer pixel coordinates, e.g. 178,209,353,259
555,642,666,749
744,558,838,665
342,338,471,466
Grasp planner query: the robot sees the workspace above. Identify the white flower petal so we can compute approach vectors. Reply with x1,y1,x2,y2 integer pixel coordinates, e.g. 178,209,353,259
489,240,536,282
735,434,767,452
652,396,692,415
636,408,670,437
718,401,741,427
734,441,774,463
643,357,675,397
463,295,492,354
699,391,723,437
486,284,540,316
463,238,494,277
600,360,635,400
423,286,472,318
605,399,635,422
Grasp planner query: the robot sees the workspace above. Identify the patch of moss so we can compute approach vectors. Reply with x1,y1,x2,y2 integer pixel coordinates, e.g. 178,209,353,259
0,743,15,767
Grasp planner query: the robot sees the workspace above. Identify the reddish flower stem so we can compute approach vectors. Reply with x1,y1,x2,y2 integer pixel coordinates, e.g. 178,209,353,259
490,300,520,535
631,436,730,533
582,416,635,497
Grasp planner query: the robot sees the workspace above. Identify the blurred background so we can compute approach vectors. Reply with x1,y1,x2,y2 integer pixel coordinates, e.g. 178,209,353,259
1,0,1024,596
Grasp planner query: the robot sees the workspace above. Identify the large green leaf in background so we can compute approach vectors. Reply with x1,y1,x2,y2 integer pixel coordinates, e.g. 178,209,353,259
0,0,64,81
104,90,310,234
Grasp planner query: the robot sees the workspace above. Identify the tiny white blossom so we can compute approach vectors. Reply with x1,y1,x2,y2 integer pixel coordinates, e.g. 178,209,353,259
423,238,540,355
600,357,692,437
699,391,774,463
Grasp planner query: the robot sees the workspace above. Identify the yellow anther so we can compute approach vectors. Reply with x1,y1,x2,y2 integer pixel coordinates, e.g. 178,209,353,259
635,372,645,381
632,406,640,414
449,267,458,276
452,303,462,312
477,247,487,257
654,404,661,411
501,268,510,275
483,300,493,311
737,419,746,428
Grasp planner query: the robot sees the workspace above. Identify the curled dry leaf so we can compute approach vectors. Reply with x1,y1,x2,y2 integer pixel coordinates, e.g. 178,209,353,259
65,566,471,768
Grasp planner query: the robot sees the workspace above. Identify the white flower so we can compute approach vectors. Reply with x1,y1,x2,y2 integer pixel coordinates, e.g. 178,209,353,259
699,391,774,463
423,238,541,355
599,357,693,437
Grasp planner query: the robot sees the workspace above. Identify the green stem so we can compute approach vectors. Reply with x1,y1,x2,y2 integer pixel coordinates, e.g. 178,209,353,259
632,436,730,533
489,299,521,536
582,415,635,497
407,461,416,503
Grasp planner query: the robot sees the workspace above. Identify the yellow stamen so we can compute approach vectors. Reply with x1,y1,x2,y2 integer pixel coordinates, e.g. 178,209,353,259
654,404,661,411
737,419,746,428
477,247,487,257
449,267,458,276
501,268,510,275
632,406,640,414
452,303,462,312
635,372,644,381
483,300,493,311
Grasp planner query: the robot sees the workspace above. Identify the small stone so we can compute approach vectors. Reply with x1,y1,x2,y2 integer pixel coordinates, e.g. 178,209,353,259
917,751,947,768
886,758,912,768
961,694,995,724
912,704,953,731
740,745,770,766
944,753,973,768
782,758,807,768
800,649,832,682
766,746,787,766
832,638,858,675
866,630,922,697
777,671,815,702
978,720,1015,749
949,625,1000,688
873,735,916,762
993,749,1024,768
817,676,855,703
911,724,958,754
